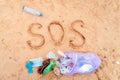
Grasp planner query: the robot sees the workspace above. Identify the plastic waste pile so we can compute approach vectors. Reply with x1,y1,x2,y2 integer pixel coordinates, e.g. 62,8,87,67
25,50,101,76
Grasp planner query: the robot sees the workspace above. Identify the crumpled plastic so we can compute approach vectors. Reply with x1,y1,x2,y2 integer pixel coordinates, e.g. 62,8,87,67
46,51,59,60
25,58,43,74
25,51,101,76
29,58,43,67
53,66,61,76
59,51,101,75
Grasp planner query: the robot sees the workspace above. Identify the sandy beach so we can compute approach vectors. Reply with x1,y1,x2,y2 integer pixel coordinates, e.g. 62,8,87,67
0,0,120,80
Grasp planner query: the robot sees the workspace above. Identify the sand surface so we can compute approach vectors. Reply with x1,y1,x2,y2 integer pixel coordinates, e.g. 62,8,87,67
0,0,120,80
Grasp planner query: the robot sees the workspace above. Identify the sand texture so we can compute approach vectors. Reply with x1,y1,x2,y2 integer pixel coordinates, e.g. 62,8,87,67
0,0,120,80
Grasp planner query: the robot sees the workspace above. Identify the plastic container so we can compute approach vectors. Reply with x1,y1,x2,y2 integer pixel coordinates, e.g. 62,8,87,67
59,51,101,75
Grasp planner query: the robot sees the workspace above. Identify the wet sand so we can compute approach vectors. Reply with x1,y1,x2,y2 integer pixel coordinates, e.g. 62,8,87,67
0,0,120,80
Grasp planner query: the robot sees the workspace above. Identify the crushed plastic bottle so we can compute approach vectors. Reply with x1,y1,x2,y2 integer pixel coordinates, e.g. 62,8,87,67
59,51,101,75
29,58,43,67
